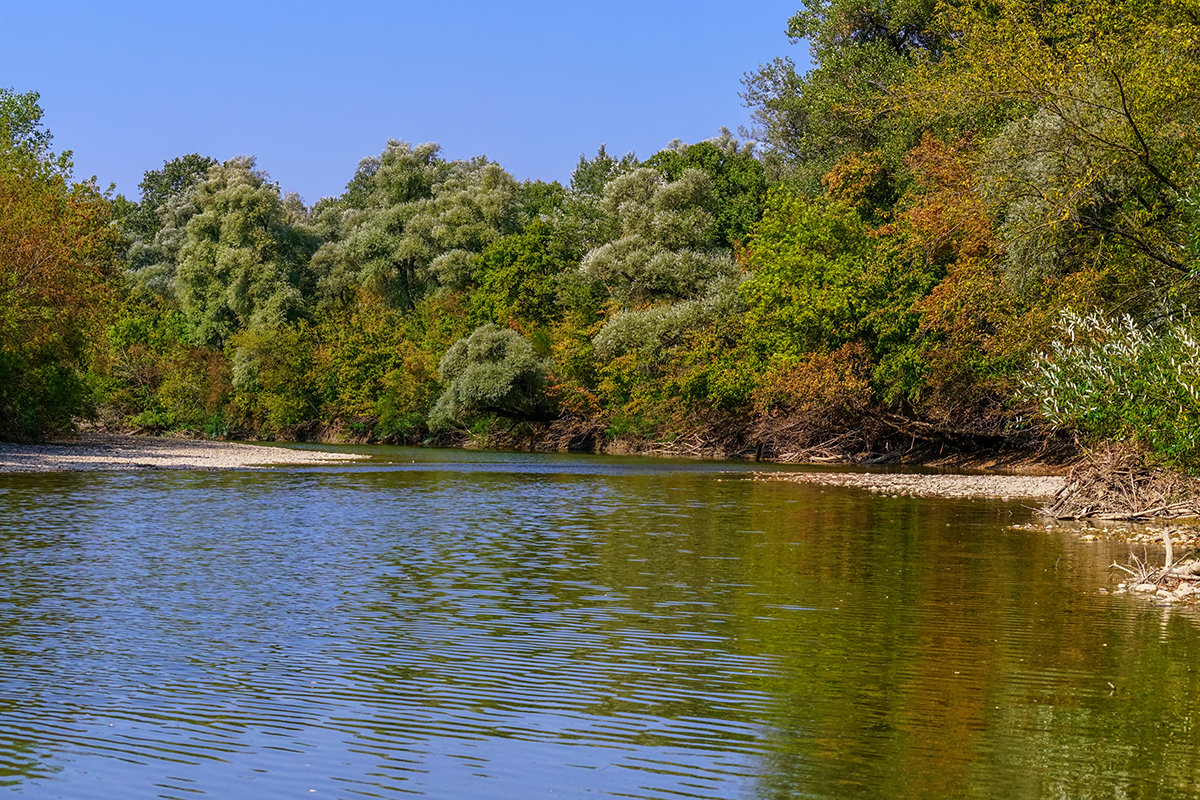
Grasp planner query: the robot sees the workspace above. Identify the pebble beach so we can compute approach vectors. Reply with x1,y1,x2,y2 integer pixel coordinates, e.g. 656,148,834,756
0,434,367,472
755,470,1066,500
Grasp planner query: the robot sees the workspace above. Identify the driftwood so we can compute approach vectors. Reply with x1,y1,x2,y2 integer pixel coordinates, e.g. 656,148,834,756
1112,548,1200,587
1043,443,1200,521
879,412,1007,442
642,431,715,458
776,442,863,464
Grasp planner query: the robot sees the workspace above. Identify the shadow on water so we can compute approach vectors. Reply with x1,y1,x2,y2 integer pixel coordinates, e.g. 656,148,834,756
0,449,1199,798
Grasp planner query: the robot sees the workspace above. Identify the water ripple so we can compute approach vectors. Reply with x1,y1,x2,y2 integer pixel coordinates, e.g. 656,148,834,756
0,451,1194,798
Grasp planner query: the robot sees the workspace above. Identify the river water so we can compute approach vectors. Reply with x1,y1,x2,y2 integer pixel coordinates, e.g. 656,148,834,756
1,447,1198,799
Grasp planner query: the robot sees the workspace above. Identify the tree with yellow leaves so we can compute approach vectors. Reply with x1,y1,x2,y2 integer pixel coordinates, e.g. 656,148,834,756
0,88,119,437
904,0,1200,288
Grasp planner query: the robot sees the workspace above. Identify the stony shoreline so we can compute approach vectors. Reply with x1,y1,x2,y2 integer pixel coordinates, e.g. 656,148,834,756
0,434,368,472
755,470,1066,500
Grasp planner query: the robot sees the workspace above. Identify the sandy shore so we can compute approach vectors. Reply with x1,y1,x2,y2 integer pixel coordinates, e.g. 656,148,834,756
756,470,1065,500
0,434,368,472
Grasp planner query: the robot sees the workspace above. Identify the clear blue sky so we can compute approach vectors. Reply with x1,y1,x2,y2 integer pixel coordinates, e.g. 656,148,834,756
1,1,809,204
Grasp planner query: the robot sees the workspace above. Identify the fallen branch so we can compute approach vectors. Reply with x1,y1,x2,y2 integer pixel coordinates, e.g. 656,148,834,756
1043,443,1200,521
1085,501,1198,521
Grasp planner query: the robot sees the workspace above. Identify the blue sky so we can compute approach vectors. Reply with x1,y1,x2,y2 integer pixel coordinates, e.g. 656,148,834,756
1,1,810,204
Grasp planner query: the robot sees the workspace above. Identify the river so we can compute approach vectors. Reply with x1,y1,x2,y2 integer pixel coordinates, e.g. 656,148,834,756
1,447,1198,798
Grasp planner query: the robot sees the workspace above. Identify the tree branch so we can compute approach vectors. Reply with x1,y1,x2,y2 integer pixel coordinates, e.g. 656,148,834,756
1076,212,1188,273
1111,70,1182,193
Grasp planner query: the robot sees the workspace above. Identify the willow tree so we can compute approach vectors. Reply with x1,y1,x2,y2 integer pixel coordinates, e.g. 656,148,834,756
123,156,217,298
119,154,216,244
579,167,736,307
313,141,530,309
572,163,749,418
173,156,322,347
311,141,444,308
429,323,553,429
641,131,768,248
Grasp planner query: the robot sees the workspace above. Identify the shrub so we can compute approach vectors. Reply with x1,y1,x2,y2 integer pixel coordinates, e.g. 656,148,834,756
1023,309,1200,468
753,342,873,423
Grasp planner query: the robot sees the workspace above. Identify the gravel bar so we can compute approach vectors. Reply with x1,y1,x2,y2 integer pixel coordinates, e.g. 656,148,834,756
756,470,1065,500
0,434,368,472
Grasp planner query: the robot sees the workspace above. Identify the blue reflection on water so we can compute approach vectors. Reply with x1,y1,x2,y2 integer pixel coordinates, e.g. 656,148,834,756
0,450,778,798
0,446,1186,800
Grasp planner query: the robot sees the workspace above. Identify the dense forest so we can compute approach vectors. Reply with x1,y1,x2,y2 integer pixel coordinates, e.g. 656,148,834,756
2,0,1199,468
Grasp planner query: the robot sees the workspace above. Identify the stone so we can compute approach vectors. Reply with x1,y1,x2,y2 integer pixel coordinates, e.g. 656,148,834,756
1132,583,1158,593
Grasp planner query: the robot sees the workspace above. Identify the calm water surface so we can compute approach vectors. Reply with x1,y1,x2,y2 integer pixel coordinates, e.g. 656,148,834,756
1,447,1199,799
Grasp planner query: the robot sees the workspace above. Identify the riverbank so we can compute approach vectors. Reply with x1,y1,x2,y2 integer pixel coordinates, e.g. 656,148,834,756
420,412,1079,472
2,428,1069,495
0,434,367,472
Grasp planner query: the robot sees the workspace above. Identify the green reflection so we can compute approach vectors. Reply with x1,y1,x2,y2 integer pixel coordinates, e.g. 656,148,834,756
0,457,1199,798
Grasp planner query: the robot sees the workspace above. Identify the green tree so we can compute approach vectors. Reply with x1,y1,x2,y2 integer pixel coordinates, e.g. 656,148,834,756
472,218,577,328
741,0,942,187
98,297,231,433
430,323,553,429
906,0,1200,289
406,161,525,291
118,153,216,244
310,140,445,308
642,130,768,247
342,139,445,211
0,91,119,437
174,156,322,347
123,156,219,298
227,322,321,434
741,188,939,403
570,144,638,198
0,87,72,177
311,298,438,437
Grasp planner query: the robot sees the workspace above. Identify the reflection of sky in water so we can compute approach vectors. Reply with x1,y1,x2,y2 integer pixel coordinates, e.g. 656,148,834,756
0,449,1197,798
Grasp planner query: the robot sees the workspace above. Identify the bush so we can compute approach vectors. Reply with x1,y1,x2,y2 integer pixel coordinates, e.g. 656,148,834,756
753,342,873,423
227,323,320,434
1023,310,1200,468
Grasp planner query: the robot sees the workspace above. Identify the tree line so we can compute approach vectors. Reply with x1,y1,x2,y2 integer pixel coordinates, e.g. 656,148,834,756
3,0,1199,466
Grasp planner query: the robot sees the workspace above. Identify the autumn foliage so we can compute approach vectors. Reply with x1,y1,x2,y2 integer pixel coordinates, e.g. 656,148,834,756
0,169,118,436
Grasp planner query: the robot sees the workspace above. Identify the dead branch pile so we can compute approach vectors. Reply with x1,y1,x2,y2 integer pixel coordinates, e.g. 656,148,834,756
530,417,607,453
761,430,869,464
1045,444,1200,520
630,416,757,460
748,408,1065,465
749,414,878,463
641,431,716,458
